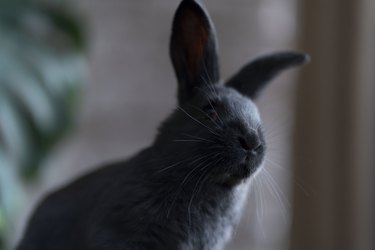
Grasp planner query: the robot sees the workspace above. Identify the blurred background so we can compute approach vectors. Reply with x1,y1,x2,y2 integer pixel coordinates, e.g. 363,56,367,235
0,0,373,250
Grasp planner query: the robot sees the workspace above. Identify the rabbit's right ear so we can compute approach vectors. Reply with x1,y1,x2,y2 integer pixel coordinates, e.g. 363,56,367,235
170,0,219,104
226,52,309,99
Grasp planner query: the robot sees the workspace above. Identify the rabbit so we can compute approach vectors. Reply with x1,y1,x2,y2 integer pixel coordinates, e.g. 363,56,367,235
16,0,309,249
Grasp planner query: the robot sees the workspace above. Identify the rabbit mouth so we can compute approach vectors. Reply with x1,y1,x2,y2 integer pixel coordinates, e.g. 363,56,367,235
216,158,263,186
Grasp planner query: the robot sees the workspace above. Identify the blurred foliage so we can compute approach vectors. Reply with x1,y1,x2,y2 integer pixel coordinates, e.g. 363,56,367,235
0,0,86,248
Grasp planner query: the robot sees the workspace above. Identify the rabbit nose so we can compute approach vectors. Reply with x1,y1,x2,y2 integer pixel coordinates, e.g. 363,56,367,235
237,134,263,155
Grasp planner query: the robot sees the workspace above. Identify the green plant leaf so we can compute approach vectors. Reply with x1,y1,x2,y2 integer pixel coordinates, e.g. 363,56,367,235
0,0,86,179
0,0,87,247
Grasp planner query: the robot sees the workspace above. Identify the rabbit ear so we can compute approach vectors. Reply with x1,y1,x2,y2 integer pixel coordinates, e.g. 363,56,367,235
170,0,219,104
226,52,310,99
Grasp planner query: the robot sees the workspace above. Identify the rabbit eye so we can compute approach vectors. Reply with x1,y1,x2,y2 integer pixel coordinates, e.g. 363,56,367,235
202,101,219,120
202,101,217,112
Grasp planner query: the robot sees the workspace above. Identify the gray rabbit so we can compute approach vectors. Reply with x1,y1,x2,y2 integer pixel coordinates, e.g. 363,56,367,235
17,0,308,249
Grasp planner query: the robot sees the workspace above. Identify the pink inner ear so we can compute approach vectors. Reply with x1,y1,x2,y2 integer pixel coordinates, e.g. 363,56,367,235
177,10,209,80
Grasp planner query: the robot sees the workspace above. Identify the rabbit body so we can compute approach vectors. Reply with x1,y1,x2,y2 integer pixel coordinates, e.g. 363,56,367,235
18,146,250,250
19,86,261,250
17,0,308,249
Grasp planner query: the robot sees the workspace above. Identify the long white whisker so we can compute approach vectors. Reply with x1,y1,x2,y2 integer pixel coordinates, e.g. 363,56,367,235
157,155,197,173
166,152,220,218
158,151,217,174
253,177,266,239
201,59,219,97
173,139,206,143
189,104,222,129
262,168,289,223
199,74,216,97
265,158,314,197
187,158,221,225
182,133,215,143
194,86,225,127
177,106,220,137
207,98,224,126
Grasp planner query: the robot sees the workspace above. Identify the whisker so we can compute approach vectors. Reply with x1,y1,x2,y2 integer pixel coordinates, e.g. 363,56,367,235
173,139,207,143
207,97,224,126
187,159,220,225
189,104,222,129
188,152,219,166
166,152,220,218
181,152,221,185
254,177,266,239
194,86,225,127
177,106,220,137
157,156,196,173
181,133,215,143
265,158,314,197
199,73,217,98
201,59,219,97
264,158,286,169
261,168,289,223
158,151,217,174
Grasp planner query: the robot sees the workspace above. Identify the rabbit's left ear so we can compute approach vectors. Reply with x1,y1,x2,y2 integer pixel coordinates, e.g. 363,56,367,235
226,52,310,99
170,0,219,104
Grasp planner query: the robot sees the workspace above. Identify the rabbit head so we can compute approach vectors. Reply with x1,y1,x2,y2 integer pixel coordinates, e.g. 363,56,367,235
155,0,308,186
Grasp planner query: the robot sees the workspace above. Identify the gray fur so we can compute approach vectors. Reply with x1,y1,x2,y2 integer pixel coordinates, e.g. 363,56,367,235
16,0,308,249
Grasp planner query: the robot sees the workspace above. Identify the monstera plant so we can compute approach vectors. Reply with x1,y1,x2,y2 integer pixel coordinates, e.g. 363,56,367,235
0,0,86,248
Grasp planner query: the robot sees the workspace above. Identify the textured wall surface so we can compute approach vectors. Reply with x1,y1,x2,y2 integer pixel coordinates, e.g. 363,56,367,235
15,0,298,249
